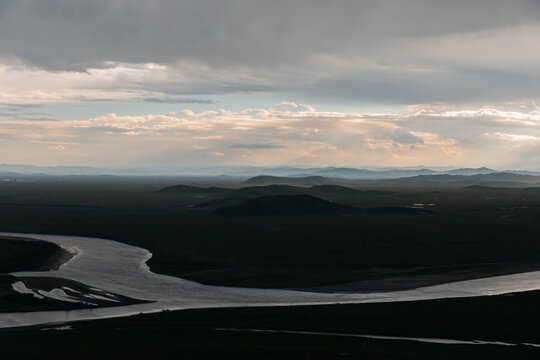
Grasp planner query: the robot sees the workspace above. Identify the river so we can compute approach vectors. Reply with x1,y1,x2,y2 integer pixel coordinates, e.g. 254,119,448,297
2,232,540,329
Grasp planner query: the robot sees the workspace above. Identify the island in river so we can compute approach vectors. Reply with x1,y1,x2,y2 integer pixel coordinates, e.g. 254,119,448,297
0,236,146,313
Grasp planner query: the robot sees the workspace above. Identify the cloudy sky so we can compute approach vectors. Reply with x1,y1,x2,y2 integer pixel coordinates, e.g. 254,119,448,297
1,0,540,170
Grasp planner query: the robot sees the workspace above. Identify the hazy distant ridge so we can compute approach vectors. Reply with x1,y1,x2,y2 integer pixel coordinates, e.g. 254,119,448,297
0,163,535,179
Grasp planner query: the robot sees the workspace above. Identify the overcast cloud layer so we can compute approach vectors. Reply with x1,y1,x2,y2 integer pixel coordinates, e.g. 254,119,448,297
0,1,539,169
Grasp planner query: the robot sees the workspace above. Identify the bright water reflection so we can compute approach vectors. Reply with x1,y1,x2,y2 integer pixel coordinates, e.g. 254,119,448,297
2,232,540,329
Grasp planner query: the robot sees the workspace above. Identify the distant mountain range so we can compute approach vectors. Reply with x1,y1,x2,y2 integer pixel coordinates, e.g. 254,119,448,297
391,172,540,184
0,164,141,176
239,171,540,186
228,166,501,179
1,163,539,180
158,172,540,199
242,167,501,181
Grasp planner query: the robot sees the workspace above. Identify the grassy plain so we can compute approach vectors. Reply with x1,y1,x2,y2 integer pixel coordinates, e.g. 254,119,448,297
2,174,540,358
3,289,540,359
0,236,60,273
1,176,540,289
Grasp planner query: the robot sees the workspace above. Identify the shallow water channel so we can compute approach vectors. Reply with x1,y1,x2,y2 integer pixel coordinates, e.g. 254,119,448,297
2,232,540,330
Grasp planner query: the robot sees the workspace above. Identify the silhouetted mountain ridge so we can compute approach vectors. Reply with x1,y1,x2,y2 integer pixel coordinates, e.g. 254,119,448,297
159,184,396,201
447,167,497,175
243,175,332,185
213,194,434,216
213,194,359,216
157,184,230,194
393,172,540,184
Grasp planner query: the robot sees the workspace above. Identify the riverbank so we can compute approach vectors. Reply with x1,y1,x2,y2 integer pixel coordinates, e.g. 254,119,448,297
1,326,537,360
2,232,540,357
0,235,70,273
65,288,540,345
0,275,148,313
4,289,540,359
299,261,540,293
0,236,147,313
3,178,540,291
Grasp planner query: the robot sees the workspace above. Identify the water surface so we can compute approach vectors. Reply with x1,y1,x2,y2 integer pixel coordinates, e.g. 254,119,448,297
2,232,540,329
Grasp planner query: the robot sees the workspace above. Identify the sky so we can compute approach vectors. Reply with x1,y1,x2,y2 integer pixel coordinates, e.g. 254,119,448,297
1,0,540,170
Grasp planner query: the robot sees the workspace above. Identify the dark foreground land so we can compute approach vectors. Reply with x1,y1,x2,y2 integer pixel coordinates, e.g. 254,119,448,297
0,237,78,312
3,289,540,359
1,327,537,360
0,236,62,273
2,175,540,290
0,236,145,312
2,174,540,358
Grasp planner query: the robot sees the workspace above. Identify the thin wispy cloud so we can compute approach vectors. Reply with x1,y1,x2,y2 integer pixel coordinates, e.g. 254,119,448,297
142,97,218,105
1,101,539,169
230,143,285,149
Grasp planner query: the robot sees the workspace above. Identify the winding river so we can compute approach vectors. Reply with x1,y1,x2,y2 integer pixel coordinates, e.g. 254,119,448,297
2,232,540,329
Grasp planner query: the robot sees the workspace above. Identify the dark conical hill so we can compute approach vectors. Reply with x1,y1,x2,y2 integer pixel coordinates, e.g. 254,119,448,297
213,194,359,216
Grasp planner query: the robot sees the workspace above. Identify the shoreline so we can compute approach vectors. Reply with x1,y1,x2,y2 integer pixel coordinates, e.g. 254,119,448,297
0,235,146,314
6,232,540,296
0,275,148,314
39,245,79,271
3,232,540,332
297,261,540,293
0,235,77,273
2,289,537,359
6,276,149,313
63,288,540,344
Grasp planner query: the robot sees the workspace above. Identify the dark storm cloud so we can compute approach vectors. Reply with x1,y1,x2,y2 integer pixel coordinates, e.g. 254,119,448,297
312,70,540,104
0,0,538,104
0,0,537,70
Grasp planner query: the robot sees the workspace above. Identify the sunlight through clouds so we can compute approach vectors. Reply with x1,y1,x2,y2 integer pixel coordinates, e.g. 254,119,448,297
0,1,538,169
3,101,540,168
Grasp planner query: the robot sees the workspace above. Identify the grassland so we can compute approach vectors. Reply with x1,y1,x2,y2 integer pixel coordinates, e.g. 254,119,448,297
2,174,540,358
1,176,540,289
0,236,61,273
4,289,540,359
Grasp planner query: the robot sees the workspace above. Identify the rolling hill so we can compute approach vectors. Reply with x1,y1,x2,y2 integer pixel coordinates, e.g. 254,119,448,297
213,194,359,216
157,184,230,195
243,175,333,186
